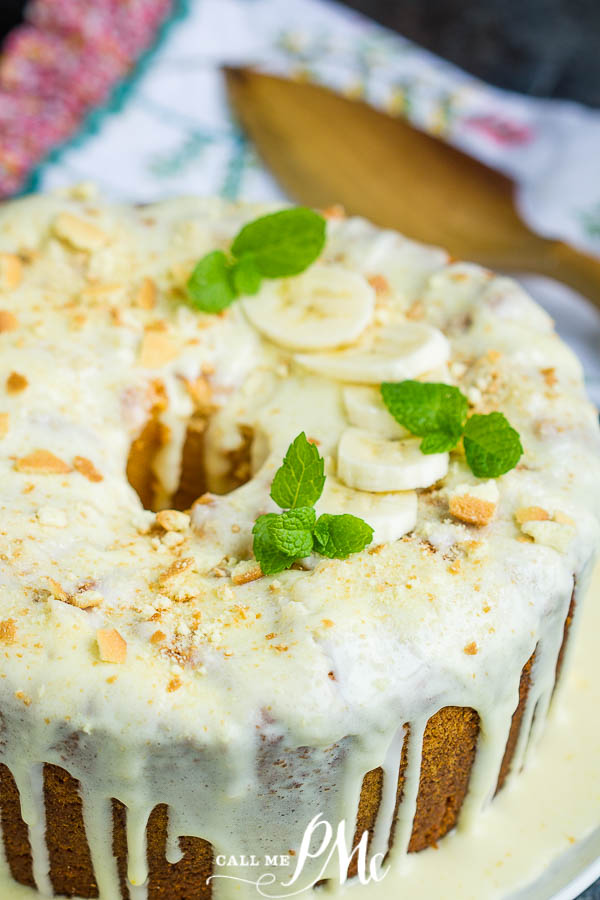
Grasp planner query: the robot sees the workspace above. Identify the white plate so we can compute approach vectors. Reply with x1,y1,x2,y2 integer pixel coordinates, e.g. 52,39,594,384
509,826,600,900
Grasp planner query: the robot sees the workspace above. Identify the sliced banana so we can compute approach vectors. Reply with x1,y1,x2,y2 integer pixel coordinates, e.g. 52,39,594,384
338,427,448,492
343,385,407,438
241,264,375,351
315,474,417,545
295,322,450,383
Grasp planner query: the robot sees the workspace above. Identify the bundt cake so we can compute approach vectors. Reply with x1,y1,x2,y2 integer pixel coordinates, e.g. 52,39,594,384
0,185,598,899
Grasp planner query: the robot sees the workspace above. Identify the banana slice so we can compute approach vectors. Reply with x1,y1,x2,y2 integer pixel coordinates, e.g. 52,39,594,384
295,322,449,383
315,475,417,544
343,386,407,438
241,264,375,351
338,427,448,492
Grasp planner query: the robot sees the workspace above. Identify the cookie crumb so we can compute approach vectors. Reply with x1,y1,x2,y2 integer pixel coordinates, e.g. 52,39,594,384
72,589,103,609
0,618,16,644
6,372,28,393
138,331,178,368
73,456,103,483
449,481,498,526
515,506,549,525
541,367,557,387
44,578,69,603
0,254,22,290
97,628,127,664
54,213,109,251
156,509,189,532
136,277,156,309
0,310,18,332
15,450,72,475
231,562,263,585
367,274,389,295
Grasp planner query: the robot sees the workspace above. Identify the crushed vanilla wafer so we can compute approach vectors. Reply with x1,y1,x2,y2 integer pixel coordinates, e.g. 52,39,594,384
71,590,104,610
156,509,189,532
15,450,72,475
0,310,18,332
73,456,103,483
515,506,550,524
6,372,28,393
53,212,109,251
0,618,16,644
97,628,127,664
520,519,575,553
367,274,390,296
135,277,157,310
44,578,69,603
138,331,179,368
231,561,263,586
158,557,197,602
449,481,499,527
0,253,22,290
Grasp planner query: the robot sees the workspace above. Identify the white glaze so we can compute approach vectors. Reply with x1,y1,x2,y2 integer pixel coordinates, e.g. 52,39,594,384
0,188,598,899
1,562,600,900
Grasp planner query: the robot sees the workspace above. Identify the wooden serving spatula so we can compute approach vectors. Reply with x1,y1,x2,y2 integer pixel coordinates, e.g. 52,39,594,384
225,67,600,306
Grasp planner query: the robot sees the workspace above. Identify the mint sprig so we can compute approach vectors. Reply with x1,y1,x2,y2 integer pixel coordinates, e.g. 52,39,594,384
270,432,325,509
381,380,522,478
252,433,374,576
463,412,523,478
186,250,235,313
253,510,315,576
231,208,326,278
314,514,375,560
252,514,295,575
187,207,326,313
381,381,468,454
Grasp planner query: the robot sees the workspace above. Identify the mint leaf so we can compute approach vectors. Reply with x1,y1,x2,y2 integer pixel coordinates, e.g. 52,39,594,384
381,381,468,454
270,508,315,558
314,514,374,559
187,207,326,314
270,432,326,509
420,431,458,454
381,381,523,477
187,250,235,313
463,412,523,478
231,208,326,278
254,435,376,573
252,514,297,576
230,255,262,296
252,508,316,575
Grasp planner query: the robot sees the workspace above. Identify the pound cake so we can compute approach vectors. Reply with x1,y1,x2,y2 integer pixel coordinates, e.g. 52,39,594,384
0,186,599,899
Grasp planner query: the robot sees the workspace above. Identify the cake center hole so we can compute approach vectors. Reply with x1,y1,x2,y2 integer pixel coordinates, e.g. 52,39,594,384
126,411,254,513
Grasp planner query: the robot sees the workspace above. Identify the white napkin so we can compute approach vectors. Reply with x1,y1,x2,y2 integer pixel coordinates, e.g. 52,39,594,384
31,0,600,403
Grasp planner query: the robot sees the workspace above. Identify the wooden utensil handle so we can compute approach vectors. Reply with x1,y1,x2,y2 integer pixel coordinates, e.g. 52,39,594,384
535,242,600,308
225,68,600,310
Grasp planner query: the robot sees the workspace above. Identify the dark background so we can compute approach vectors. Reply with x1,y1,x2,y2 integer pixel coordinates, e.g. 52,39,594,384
0,1,598,898
341,0,600,107
0,0,24,38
